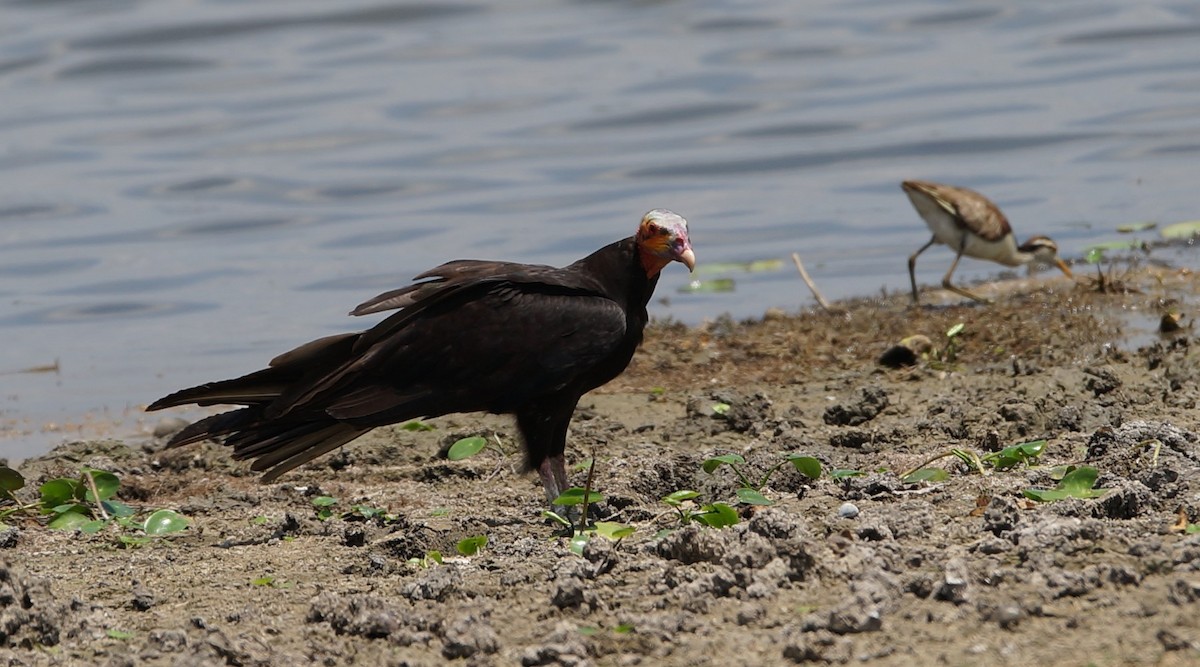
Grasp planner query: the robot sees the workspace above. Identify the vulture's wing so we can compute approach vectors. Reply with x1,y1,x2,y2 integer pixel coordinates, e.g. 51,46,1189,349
265,272,628,423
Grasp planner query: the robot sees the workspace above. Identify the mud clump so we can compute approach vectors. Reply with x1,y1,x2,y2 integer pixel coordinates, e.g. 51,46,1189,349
0,561,84,650
823,386,889,426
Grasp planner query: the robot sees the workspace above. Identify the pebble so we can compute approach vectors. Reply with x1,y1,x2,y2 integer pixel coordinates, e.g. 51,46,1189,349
838,502,860,519
152,417,190,439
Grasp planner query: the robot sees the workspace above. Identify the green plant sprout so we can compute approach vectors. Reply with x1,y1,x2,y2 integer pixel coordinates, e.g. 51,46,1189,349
447,433,511,461
577,623,635,636
660,491,739,529
251,575,292,588
828,469,866,479
1023,466,1110,502
399,420,435,432
542,458,635,554
981,440,1045,470
456,535,488,556
310,495,400,524
407,550,444,568
898,440,1048,483
106,629,133,640
926,322,966,368
0,465,187,543
702,452,822,505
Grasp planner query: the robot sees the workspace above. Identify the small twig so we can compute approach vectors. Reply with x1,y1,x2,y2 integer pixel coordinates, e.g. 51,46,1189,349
792,253,832,311
579,453,597,530
898,449,982,480
83,470,110,521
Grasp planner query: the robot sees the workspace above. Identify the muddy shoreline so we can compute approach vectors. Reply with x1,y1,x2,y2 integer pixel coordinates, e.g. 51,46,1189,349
4,267,1200,666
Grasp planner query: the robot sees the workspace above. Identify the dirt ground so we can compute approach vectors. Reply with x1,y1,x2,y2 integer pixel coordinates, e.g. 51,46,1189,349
4,264,1200,666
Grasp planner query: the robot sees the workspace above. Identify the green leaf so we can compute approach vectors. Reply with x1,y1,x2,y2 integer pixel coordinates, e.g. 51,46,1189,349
0,466,24,493
1186,524,1200,534
541,510,573,528
79,519,109,533
710,403,731,417
901,468,949,484
426,550,444,565
1084,247,1106,264
1047,465,1073,481
102,500,136,518
48,511,92,530
613,623,635,634
456,535,488,556
39,479,79,510
115,516,141,530
447,436,487,461
577,625,600,636
702,454,744,474
1116,221,1156,233
945,322,965,338
735,488,774,506
694,503,739,528
828,469,865,479
311,496,337,507
786,455,822,480
1021,488,1063,502
552,488,604,507
572,458,594,472
144,509,189,535
251,576,275,587
251,515,270,525
83,469,120,502
661,490,700,506
1023,466,1110,502
119,535,151,548
51,502,90,516
1160,220,1200,240
984,440,1046,470
569,532,590,555
677,278,736,294
594,521,636,540
106,629,132,640
399,420,434,431
1058,466,1109,498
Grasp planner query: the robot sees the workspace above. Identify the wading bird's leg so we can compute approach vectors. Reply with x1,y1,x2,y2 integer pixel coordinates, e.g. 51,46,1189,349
908,236,937,304
942,245,990,304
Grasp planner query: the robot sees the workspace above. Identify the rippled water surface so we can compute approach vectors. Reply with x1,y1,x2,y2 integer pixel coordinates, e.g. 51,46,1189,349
3,0,1199,459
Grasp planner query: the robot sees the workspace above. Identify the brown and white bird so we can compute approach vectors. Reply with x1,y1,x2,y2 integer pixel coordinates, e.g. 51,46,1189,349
903,180,1073,304
148,210,695,507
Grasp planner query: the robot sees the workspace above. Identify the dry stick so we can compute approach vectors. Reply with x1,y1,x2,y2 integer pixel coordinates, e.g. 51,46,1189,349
580,452,597,530
83,470,110,521
898,448,985,480
791,253,832,311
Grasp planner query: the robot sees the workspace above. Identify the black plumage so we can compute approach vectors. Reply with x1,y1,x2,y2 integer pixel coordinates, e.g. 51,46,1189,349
148,210,695,504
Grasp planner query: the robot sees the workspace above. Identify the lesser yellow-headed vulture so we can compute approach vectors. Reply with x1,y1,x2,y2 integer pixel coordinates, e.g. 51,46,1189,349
148,210,695,504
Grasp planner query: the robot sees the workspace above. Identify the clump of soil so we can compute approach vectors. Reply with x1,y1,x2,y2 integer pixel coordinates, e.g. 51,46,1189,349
5,267,1200,666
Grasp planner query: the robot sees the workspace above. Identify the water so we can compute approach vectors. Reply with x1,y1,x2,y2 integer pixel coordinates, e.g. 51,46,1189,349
3,0,1199,461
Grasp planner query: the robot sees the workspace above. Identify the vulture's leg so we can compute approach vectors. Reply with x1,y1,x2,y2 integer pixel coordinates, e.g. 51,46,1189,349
519,401,578,510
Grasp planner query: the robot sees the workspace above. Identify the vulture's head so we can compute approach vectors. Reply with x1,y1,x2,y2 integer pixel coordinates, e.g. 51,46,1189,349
636,209,695,277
